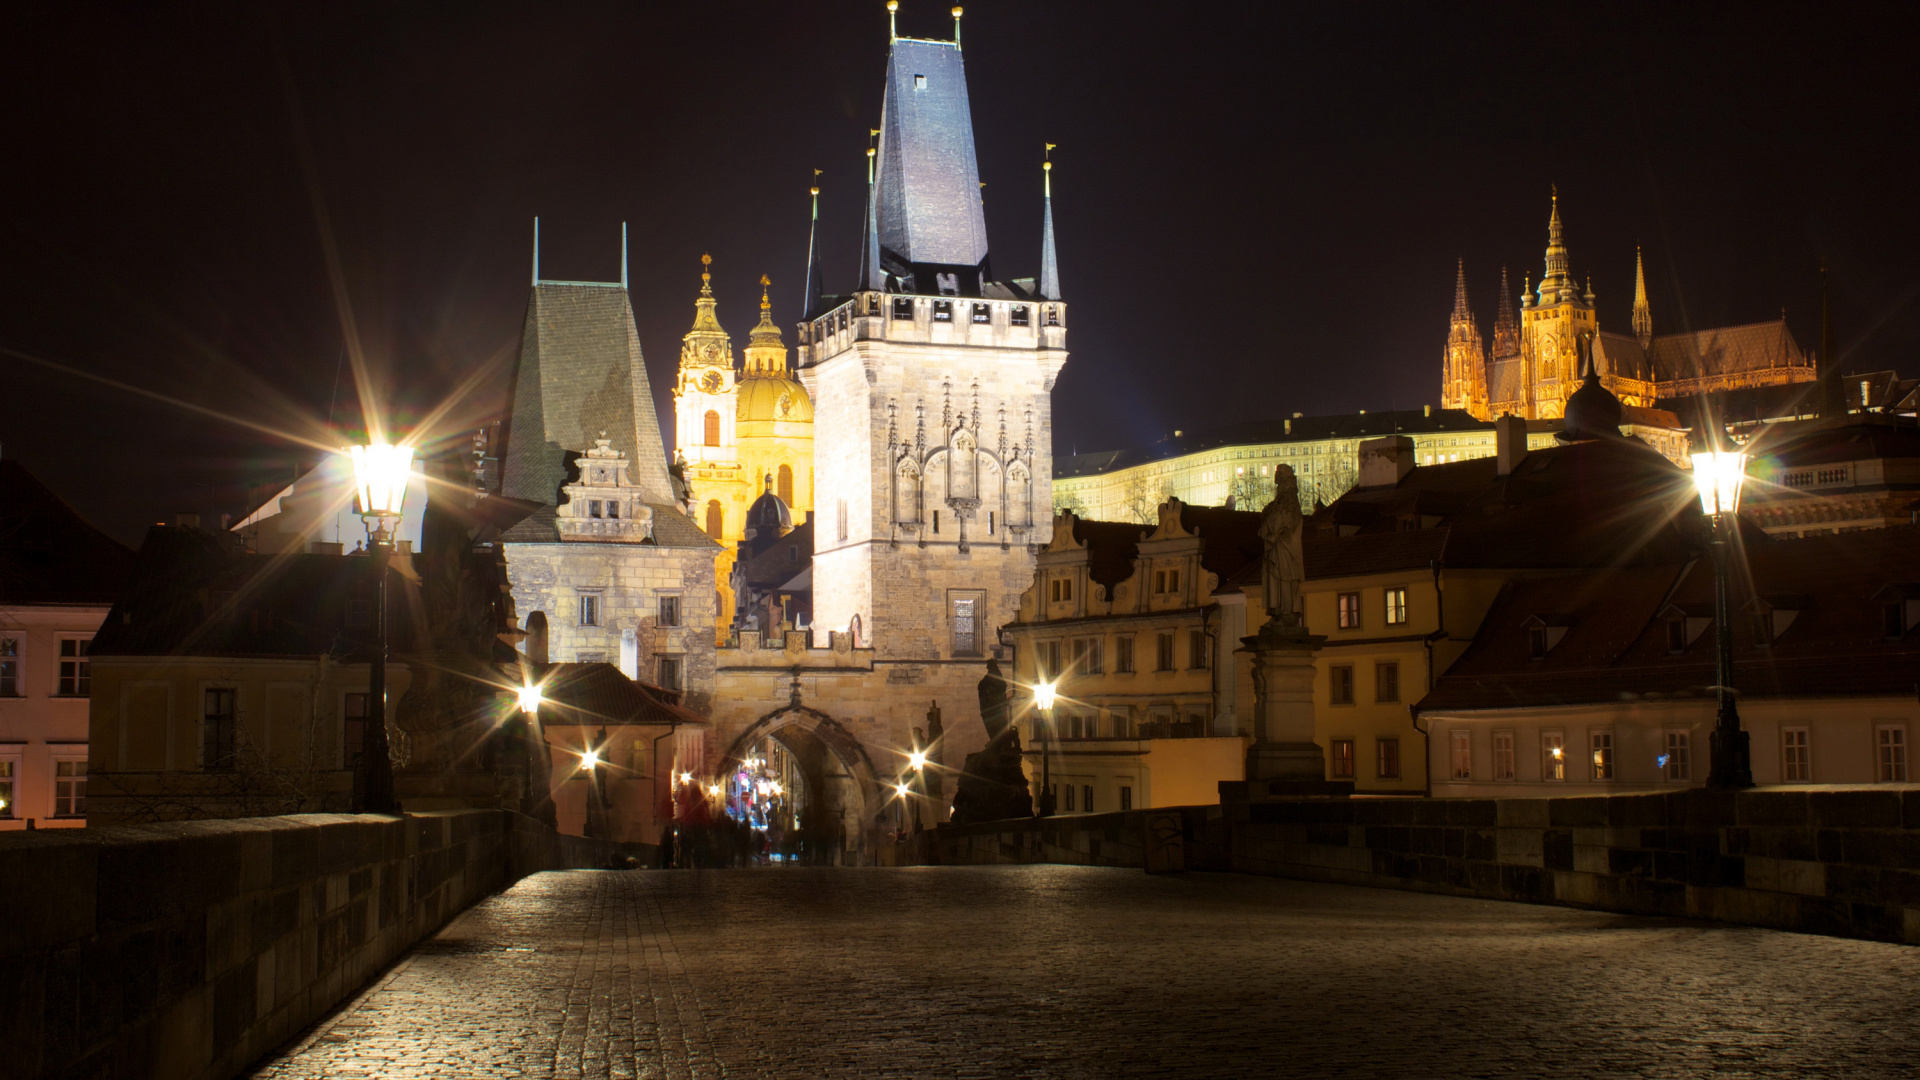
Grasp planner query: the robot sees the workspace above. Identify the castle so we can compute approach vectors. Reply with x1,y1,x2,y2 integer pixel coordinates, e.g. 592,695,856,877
1442,194,1816,421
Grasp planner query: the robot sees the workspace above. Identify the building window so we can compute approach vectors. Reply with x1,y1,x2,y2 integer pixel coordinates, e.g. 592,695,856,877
579,594,601,627
892,297,914,320
1050,577,1074,602
837,499,849,542
1781,727,1810,782
1376,738,1401,780
1034,639,1062,680
1119,785,1133,811
0,637,18,696
343,692,369,769
1188,630,1209,669
52,760,86,817
932,299,954,322
1528,627,1550,660
1112,710,1130,738
1884,603,1907,639
1876,726,1908,782
58,638,91,697
1590,731,1614,781
1082,784,1094,813
704,409,721,447
1082,639,1104,675
656,656,683,692
1385,587,1409,626
0,758,15,818
1063,783,1074,812
1493,730,1515,781
659,595,682,627
1330,738,1356,778
1450,730,1471,780
705,500,724,540
204,688,237,771
1542,732,1566,781
1011,305,1031,327
1337,593,1361,629
1153,568,1182,594
1666,619,1687,653
1115,636,1135,673
589,500,603,518
1375,661,1399,703
1155,633,1175,672
952,597,980,657
971,303,991,324
1663,731,1691,782
1330,664,1355,705
778,464,794,505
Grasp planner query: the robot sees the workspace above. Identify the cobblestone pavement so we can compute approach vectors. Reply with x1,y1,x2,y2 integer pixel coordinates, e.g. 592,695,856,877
251,866,1920,1079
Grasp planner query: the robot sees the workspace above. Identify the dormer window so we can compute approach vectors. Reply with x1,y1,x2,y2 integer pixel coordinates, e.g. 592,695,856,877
1528,627,1550,660
892,297,914,320
1666,618,1687,653
1524,614,1573,658
1011,305,1030,326
932,300,954,322
1885,604,1906,639
913,74,927,90
1871,586,1920,638
971,303,991,324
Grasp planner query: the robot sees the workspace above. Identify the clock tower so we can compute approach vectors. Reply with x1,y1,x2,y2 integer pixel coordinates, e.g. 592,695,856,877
673,255,752,636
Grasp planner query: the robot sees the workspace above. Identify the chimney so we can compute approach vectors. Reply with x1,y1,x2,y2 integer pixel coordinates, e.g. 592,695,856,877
1358,435,1415,488
1496,414,1528,475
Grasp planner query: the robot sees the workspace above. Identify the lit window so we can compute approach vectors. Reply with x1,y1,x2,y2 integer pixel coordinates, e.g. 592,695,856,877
53,760,86,817
1376,738,1401,779
1781,728,1810,782
0,758,16,818
1337,593,1361,629
1591,731,1614,781
1542,732,1566,781
1450,730,1471,780
1330,738,1356,778
58,638,91,696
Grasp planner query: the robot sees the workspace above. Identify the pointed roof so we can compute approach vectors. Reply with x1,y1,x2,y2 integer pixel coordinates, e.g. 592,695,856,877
498,281,678,541
1038,160,1060,301
859,147,884,291
679,255,734,374
1450,258,1471,323
1491,266,1520,357
802,182,827,320
874,34,990,281
1632,248,1651,328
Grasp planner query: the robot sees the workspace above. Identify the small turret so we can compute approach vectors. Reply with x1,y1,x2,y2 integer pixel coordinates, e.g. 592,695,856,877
1038,148,1060,301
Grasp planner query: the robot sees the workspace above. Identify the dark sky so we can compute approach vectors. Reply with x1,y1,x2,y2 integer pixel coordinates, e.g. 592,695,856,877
3,1,1917,546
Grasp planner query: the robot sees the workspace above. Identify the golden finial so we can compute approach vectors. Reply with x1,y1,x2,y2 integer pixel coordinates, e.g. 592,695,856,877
760,274,772,310
953,5,963,45
888,0,898,40
701,253,711,282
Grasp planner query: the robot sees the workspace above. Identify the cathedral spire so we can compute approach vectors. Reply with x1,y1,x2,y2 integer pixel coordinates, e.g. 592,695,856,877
1541,187,1571,293
1038,150,1060,301
1451,257,1470,322
1632,246,1653,348
1492,266,1520,358
803,173,825,319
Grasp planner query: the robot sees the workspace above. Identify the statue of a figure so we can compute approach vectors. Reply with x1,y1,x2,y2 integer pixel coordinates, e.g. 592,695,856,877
1259,467,1305,624
976,658,1012,742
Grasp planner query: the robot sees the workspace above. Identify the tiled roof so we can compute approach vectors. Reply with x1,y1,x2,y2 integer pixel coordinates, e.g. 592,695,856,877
1647,319,1807,383
530,661,707,728
0,459,134,606
1595,332,1653,381
1056,409,1493,478
736,521,814,590
1305,529,1449,579
1488,357,1525,403
876,37,989,272
1417,525,1920,712
89,525,419,660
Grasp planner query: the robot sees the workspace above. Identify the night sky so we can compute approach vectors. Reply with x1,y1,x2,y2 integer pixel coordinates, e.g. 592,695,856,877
3,1,1916,546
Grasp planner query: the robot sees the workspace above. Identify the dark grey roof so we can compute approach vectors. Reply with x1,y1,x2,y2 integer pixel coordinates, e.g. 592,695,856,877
876,37,989,275
1594,331,1653,381
0,460,134,606
1056,409,1494,478
1647,319,1807,383
499,283,675,542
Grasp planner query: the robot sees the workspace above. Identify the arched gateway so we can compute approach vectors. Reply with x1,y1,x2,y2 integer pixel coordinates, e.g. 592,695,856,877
717,703,892,865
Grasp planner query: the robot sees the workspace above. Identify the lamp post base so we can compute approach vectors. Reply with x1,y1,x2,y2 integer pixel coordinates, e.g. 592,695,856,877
1707,727,1754,790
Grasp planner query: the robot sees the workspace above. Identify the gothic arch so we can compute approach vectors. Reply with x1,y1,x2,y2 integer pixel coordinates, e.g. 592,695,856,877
719,703,887,847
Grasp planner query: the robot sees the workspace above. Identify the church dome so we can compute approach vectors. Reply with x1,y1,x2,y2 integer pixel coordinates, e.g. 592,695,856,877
745,483,793,537
738,375,813,424
1559,345,1624,443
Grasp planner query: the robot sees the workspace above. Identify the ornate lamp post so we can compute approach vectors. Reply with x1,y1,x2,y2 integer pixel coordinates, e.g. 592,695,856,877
346,441,413,814
1032,679,1058,816
1691,447,1754,789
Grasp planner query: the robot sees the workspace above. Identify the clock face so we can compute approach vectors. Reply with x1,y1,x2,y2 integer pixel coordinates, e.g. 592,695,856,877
699,371,723,393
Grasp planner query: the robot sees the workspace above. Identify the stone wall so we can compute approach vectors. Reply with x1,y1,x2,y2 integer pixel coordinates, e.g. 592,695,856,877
936,788,1920,944
0,809,641,1080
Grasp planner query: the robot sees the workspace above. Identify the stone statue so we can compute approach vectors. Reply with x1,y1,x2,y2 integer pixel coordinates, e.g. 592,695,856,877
1259,467,1305,624
976,658,1011,743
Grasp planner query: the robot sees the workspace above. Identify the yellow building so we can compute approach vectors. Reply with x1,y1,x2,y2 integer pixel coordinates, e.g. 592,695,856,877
671,261,814,640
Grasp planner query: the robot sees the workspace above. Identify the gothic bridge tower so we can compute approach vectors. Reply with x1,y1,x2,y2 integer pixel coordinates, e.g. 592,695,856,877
796,5,1067,665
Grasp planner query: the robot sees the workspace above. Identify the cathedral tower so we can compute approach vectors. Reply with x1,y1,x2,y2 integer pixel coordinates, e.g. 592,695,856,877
1441,259,1488,418
1519,191,1597,419
798,12,1066,662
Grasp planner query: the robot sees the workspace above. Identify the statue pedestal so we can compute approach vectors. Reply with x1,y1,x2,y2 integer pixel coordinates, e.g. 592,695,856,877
1221,620,1353,801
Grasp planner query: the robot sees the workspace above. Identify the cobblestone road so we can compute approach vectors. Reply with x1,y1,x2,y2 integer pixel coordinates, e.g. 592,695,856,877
251,866,1920,1079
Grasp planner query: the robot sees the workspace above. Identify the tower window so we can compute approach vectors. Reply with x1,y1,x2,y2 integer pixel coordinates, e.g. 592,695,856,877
705,500,723,540
579,593,601,627
932,300,954,322
892,297,914,320
1011,305,1030,327
778,464,793,505
971,303,991,324
589,500,603,519
704,410,720,447
658,595,682,627
914,73,927,90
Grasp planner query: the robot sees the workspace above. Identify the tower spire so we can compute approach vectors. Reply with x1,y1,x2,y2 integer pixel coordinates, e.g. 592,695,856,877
1451,257,1470,322
1632,246,1653,349
1542,186,1571,292
1492,266,1520,358
620,221,628,289
803,172,825,320
690,254,722,332
860,144,883,291
1038,146,1060,301
531,216,540,286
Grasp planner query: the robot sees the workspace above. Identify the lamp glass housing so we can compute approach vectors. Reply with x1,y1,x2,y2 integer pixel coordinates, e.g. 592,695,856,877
1689,451,1748,516
1032,680,1058,711
347,443,415,518
514,684,543,715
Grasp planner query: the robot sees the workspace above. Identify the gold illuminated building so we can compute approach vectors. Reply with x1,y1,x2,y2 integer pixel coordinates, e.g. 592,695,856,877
1446,193,1817,421
671,259,814,639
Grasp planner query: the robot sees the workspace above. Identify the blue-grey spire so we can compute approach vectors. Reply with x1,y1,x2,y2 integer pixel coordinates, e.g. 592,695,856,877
1038,158,1060,301
874,33,989,288
803,178,827,318
860,147,884,291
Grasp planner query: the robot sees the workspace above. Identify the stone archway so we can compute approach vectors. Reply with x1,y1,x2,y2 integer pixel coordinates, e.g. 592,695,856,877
720,704,888,865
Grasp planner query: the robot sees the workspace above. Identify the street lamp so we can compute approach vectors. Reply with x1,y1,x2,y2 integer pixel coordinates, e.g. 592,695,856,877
346,440,414,814
1033,679,1058,816
1691,448,1753,789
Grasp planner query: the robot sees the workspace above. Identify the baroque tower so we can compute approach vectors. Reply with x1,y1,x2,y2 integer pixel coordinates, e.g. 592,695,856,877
1519,191,1597,419
673,256,750,636
1441,259,1488,417
797,8,1066,661
733,275,814,542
